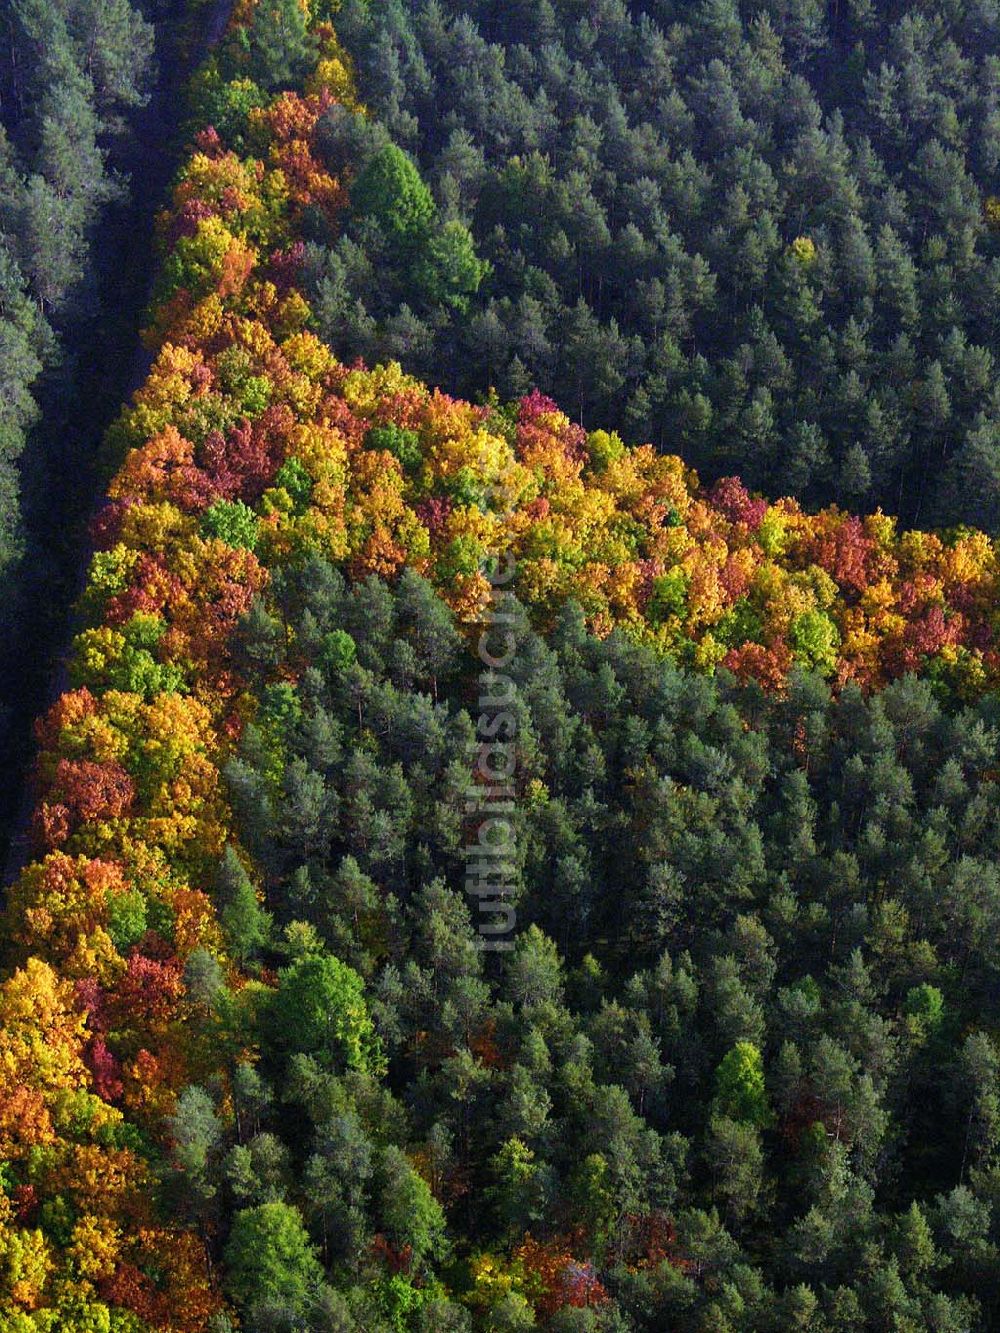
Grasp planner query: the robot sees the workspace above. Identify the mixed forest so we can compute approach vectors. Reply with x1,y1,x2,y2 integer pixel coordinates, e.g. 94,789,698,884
7,0,1000,1331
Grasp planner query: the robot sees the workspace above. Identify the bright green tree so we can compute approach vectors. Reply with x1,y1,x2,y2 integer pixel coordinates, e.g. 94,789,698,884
352,144,436,252
266,951,385,1074
223,1201,324,1316
714,1041,771,1127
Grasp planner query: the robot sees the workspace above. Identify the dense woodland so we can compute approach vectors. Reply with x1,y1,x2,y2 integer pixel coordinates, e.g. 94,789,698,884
8,1,1000,1331
215,568,1000,1329
325,0,1000,527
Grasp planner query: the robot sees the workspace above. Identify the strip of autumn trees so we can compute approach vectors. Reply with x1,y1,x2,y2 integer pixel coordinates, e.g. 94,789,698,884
7,0,1000,1328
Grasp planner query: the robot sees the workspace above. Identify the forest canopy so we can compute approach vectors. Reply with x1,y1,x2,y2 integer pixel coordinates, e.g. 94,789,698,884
4,1,1000,1332
326,0,1000,530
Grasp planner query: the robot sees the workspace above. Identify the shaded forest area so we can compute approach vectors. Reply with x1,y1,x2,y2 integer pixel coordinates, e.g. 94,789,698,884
0,0,226,858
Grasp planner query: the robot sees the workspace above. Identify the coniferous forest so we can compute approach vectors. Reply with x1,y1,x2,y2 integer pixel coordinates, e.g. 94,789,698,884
11,1,1000,1330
